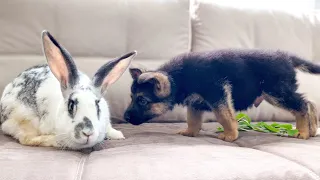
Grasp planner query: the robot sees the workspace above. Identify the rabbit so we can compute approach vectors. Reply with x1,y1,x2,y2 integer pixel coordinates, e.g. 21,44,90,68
0,30,137,150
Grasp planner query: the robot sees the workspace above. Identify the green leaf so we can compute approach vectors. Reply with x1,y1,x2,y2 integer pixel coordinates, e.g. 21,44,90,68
215,112,298,137
276,132,286,137
279,128,287,133
256,122,265,127
271,123,280,127
217,127,224,132
236,112,251,123
271,123,293,130
287,129,299,137
239,119,253,129
239,124,250,128
262,122,279,133
277,124,293,130
239,128,249,131
252,126,268,133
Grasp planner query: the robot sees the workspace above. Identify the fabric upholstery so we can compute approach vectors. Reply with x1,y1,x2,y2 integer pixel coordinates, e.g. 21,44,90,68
0,123,319,180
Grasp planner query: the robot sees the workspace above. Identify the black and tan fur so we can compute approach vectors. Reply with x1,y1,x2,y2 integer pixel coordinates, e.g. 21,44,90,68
124,49,320,142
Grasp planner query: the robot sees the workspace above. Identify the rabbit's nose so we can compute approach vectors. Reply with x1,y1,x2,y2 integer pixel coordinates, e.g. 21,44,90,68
82,130,93,137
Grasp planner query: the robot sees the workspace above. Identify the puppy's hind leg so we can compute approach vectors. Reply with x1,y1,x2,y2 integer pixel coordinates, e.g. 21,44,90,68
213,105,239,142
213,84,238,142
306,101,318,137
178,106,203,137
263,92,317,139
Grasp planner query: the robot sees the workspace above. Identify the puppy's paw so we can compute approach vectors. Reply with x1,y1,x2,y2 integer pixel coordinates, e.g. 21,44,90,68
105,128,125,140
218,131,238,142
295,131,309,140
308,113,318,137
307,101,318,137
177,129,199,137
309,127,318,137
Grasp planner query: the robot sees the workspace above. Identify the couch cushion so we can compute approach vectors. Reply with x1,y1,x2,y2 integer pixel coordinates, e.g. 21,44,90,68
232,128,320,175
255,142,320,176
83,144,319,180
89,123,320,180
0,123,319,180
0,147,84,180
0,0,190,59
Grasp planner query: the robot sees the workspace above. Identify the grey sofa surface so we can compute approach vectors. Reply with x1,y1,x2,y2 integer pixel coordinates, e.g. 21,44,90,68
0,123,319,180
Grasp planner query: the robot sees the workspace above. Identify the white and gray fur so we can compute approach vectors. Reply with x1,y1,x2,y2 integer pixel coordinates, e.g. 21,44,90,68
0,30,137,150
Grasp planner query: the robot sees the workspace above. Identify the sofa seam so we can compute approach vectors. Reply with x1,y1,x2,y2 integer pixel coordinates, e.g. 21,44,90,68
74,154,89,180
187,0,193,52
189,0,199,52
250,144,320,179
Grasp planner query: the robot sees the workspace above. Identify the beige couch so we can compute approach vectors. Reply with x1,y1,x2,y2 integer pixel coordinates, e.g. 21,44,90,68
1,0,320,179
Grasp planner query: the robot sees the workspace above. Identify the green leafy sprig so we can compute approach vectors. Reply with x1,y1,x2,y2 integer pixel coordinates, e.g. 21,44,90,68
216,113,299,137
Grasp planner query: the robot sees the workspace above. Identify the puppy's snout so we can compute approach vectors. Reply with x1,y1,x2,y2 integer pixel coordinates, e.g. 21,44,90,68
124,111,131,121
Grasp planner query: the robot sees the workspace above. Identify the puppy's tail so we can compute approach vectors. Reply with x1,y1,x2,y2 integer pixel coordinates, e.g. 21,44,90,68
291,56,320,74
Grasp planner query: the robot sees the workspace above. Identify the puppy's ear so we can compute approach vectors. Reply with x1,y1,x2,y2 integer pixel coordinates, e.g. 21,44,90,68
129,64,147,80
138,72,171,98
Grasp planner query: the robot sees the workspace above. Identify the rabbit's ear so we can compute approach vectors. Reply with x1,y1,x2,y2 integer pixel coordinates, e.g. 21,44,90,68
41,30,79,90
93,51,137,95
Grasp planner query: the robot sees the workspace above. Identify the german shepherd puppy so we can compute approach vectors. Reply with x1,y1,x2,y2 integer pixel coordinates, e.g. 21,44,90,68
124,49,320,142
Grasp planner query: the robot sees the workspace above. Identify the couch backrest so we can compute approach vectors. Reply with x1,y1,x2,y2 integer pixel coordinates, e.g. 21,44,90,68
0,0,191,60
192,0,320,62
2,0,320,61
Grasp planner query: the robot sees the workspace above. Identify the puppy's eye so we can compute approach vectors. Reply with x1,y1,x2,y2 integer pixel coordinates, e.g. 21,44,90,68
138,97,148,106
68,99,77,117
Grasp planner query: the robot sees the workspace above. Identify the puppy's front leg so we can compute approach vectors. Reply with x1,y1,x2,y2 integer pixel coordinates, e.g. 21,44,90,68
178,106,203,137
214,106,239,142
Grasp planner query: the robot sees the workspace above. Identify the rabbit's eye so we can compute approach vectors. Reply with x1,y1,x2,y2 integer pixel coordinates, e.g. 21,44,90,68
68,99,78,118
95,100,101,119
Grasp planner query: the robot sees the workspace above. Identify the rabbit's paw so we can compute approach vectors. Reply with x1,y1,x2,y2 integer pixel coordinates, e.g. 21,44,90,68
105,128,125,140
19,135,57,147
